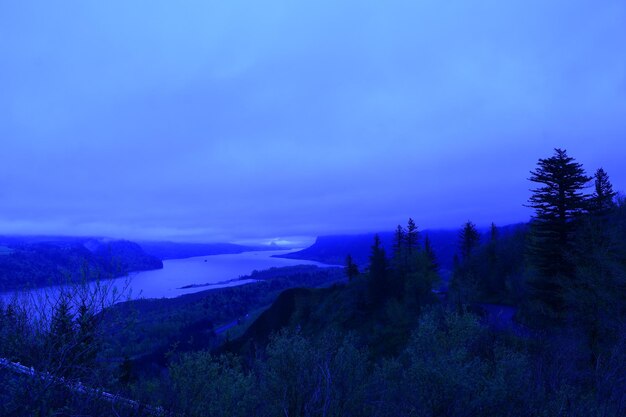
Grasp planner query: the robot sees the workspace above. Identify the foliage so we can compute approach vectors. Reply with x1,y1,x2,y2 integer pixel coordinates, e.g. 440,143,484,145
0,278,133,415
525,148,592,322
368,235,390,305
1,149,625,416
452,224,528,305
103,265,344,378
169,352,256,417
450,221,482,305
459,220,480,260
345,254,359,281
0,239,162,291
591,167,617,214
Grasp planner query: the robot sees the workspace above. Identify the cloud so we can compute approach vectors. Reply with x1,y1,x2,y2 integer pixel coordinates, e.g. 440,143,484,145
1,0,625,241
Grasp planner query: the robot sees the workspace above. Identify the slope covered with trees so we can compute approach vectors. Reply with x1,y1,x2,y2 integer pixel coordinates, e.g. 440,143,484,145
0,238,163,291
1,148,625,416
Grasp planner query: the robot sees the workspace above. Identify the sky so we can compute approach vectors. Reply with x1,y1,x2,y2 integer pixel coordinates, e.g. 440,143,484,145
1,0,626,245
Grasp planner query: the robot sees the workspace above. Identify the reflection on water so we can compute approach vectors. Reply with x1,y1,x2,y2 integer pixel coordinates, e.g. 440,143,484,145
1,250,330,312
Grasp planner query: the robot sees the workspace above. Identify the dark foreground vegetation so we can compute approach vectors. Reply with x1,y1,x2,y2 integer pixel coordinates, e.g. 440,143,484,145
1,148,625,416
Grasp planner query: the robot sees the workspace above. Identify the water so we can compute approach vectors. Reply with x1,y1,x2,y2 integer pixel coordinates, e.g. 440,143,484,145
121,249,331,299
0,250,332,313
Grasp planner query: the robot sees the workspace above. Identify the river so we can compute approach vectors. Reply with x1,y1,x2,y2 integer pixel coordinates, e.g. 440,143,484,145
1,249,333,313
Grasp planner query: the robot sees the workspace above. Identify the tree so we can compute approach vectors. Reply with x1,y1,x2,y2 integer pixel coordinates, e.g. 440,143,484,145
392,225,406,273
368,235,389,305
459,221,480,260
0,276,132,415
566,214,626,363
525,148,591,322
48,296,76,369
405,218,419,255
393,225,405,256
591,167,617,214
423,235,439,273
490,222,498,242
345,254,359,282
450,222,481,306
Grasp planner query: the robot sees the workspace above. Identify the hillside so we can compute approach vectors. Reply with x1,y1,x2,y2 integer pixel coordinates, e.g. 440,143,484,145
276,224,527,276
274,229,459,274
137,241,267,260
0,236,162,291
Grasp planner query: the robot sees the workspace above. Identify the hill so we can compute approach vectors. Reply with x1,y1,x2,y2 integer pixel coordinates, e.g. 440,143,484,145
275,224,528,277
136,241,264,260
0,236,162,291
274,229,459,274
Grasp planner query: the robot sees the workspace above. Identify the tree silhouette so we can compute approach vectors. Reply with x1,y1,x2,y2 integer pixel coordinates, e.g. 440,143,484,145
392,224,406,272
423,235,439,273
405,218,419,255
591,167,616,214
525,148,591,322
345,254,359,282
459,221,479,260
368,235,389,305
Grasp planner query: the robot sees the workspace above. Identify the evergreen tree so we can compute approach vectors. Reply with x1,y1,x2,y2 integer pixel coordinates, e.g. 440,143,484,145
423,235,439,273
392,225,406,271
75,302,98,376
459,221,480,260
591,167,616,214
490,222,498,242
48,297,77,377
566,213,626,363
49,297,75,349
525,148,591,322
345,254,359,282
405,218,419,255
368,235,389,305
391,224,408,298
452,222,481,306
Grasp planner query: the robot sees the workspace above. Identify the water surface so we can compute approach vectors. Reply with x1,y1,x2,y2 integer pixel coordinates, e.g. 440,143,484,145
1,249,332,311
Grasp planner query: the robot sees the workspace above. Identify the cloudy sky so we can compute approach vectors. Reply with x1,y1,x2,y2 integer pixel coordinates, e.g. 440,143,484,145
1,0,625,244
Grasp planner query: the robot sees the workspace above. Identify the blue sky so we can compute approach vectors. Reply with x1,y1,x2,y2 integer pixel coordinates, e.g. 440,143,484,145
1,0,626,244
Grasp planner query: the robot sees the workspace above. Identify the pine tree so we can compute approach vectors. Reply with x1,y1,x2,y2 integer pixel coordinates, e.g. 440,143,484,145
49,297,75,349
392,225,406,270
368,235,389,305
423,235,439,273
48,297,77,377
490,222,498,242
75,302,98,375
452,222,481,305
525,148,591,322
459,221,479,260
591,167,616,214
405,218,419,255
345,255,359,282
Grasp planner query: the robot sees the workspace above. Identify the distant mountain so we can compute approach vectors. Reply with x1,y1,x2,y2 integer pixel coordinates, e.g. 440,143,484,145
0,236,162,291
137,241,277,260
276,232,395,267
275,223,528,276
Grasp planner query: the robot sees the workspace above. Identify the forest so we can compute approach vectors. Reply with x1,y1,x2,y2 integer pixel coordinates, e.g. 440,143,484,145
0,148,625,416
0,238,163,291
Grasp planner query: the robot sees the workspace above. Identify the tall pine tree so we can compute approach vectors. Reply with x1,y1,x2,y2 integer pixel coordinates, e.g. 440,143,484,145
525,148,591,322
